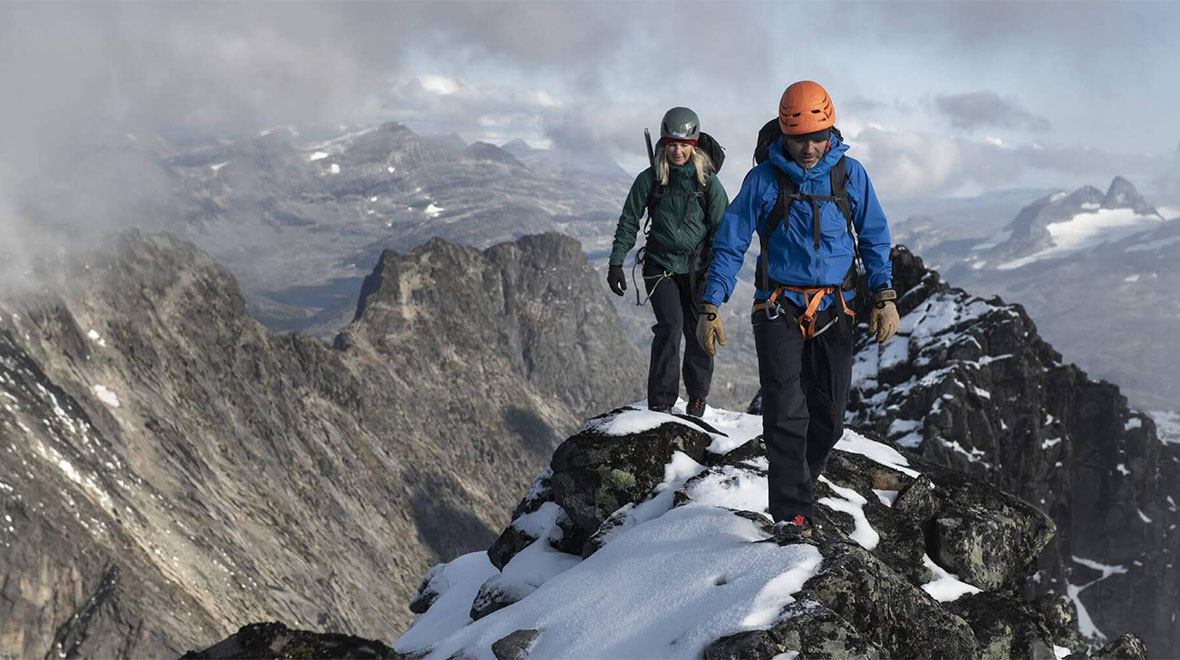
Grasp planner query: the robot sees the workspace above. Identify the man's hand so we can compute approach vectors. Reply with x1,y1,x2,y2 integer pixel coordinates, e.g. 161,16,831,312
869,289,899,344
696,303,726,356
607,265,627,297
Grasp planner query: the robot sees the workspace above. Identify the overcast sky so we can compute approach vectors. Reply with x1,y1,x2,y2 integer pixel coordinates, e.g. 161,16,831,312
2,1,1179,211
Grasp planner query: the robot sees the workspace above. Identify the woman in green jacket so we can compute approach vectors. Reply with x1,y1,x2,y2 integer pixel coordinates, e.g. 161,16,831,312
607,107,729,417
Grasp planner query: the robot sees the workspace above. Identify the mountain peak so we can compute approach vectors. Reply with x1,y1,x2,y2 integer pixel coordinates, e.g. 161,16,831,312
465,141,527,169
1103,176,1158,216
500,138,532,152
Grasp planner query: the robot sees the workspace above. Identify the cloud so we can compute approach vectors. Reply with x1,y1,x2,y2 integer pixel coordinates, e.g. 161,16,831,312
934,91,1051,133
849,127,1163,198
1,0,1177,284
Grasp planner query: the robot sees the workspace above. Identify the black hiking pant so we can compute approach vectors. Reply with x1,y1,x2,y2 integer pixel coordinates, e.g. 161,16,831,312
753,299,854,522
644,262,713,409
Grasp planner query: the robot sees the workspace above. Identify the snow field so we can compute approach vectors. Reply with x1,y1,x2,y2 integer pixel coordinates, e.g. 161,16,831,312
396,406,984,658
404,507,823,659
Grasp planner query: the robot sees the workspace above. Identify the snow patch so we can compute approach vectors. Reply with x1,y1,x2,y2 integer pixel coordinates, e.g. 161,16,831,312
395,553,498,652
873,489,899,507
922,554,982,601
834,431,921,478
308,151,330,161
1067,555,1129,639
398,507,823,659
87,329,107,347
817,475,879,550
425,203,444,217
329,163,341,175
92,385,120,408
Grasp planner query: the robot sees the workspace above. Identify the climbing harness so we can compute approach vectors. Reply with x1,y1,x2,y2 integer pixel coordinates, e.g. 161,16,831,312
753,285,855,340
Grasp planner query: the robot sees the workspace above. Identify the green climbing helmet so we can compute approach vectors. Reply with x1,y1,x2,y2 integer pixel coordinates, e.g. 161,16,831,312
660,107,700,143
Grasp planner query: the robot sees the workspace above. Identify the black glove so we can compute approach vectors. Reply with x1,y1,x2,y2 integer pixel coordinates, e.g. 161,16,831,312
608,265,627,297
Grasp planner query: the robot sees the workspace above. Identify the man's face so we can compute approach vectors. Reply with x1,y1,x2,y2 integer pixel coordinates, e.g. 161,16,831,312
784,136,827,169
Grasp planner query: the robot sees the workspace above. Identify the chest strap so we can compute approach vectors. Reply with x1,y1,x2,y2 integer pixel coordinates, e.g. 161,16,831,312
752,285,856,340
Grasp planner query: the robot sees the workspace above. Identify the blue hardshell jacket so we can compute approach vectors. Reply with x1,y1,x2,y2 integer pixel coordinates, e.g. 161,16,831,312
702,135,892,311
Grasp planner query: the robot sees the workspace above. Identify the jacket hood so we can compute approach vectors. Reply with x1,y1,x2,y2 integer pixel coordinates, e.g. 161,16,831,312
769,135,849,183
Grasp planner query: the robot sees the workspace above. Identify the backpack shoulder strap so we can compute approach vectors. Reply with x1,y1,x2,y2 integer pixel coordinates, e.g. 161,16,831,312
642,169,660,236
829,155,853,224
829,155,862,289
758,167,796,292
765,167,795,234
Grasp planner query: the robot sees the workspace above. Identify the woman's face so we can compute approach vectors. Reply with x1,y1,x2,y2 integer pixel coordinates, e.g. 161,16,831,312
784,136,828,169
664,141,694,167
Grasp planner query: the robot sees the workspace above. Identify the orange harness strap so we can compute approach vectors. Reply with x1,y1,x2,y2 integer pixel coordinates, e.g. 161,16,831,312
753,286,856,340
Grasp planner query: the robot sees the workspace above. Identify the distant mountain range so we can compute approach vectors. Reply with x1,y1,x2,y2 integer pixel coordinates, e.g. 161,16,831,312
139,122,634,336
895,177,1179,410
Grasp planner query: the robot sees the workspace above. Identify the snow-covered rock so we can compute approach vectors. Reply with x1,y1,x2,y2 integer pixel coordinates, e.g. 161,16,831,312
388,405,1085,659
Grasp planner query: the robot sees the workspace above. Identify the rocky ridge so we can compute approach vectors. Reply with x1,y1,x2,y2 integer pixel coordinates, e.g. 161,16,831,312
0,230,642,658
846,246,1180,654
386,405,1143,659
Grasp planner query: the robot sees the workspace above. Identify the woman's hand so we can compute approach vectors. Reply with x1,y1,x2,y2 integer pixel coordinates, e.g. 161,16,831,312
608,265,627,296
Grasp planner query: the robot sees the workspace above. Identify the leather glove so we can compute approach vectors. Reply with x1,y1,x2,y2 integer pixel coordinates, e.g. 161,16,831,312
696,303,726,356
607,265,627,297
869,289,900,344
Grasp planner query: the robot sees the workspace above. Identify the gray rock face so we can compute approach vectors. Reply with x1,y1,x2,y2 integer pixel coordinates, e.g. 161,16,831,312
0,230,642,658
848,246,1180,656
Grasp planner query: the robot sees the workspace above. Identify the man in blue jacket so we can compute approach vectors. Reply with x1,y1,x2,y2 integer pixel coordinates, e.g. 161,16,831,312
696,80,900,542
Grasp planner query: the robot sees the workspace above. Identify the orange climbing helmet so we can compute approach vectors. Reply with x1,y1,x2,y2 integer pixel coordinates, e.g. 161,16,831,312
778,81,835,136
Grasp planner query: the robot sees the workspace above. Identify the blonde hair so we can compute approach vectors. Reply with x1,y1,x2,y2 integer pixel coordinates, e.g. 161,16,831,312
655,144,713,187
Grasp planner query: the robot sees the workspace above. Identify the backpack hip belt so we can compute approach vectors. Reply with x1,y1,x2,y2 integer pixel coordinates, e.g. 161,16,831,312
753,285,855,340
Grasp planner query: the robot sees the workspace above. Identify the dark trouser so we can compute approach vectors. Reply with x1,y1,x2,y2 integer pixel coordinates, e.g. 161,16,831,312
644,262,713,408
753,299,854,522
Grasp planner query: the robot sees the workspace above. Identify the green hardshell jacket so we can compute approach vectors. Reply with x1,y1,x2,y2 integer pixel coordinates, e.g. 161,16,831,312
608,161,729,274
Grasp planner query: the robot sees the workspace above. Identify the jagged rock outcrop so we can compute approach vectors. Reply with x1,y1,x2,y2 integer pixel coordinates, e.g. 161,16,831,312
0,230,643,658
395,408,1143,659
847,246,1180,655
181,622,398,659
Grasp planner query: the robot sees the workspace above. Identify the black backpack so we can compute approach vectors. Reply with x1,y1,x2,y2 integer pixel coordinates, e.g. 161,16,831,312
751,119,861,293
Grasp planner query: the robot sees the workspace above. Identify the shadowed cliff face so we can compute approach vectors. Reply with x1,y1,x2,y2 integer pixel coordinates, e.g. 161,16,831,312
847,246,1180,655
0,230,643,658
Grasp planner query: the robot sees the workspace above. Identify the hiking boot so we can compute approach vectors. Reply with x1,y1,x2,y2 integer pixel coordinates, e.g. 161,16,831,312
649,402,672,413
686,398,707,418
770,515,813,544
